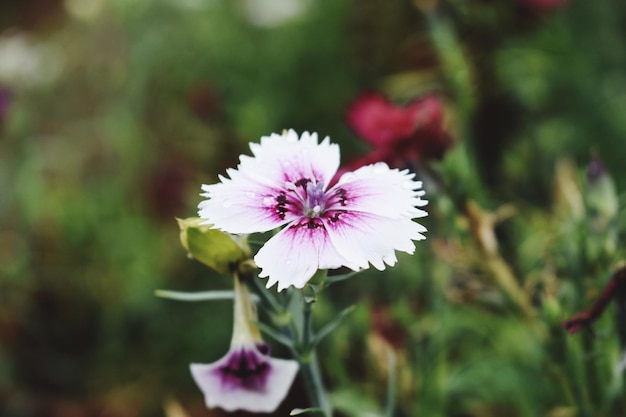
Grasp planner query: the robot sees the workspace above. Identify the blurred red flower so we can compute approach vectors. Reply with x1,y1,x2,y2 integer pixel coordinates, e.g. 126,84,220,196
345,92,452,169
143,155,192,221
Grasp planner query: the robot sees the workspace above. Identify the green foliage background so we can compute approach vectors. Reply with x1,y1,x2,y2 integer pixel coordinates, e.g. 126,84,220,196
1,0,626,416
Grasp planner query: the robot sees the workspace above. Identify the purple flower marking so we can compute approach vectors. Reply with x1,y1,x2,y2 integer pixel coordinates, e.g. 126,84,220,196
191,344,298,412
216,346,271,390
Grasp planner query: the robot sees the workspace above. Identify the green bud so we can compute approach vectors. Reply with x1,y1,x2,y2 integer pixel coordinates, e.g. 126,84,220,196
177,217,251,276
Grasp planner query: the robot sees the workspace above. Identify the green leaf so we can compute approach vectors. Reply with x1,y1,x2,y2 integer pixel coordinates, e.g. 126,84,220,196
255,321,296,352
326,270,360,285
154,289,259,303
250,274,284,314
290,408,325,416
177,217,250,275
312,305,355,347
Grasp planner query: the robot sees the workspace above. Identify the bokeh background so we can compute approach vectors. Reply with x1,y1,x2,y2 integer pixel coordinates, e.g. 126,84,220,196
2,0,626,416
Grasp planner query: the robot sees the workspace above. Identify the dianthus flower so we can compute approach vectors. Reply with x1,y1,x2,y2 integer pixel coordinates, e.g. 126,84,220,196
199,130,428,290
190,276,299,412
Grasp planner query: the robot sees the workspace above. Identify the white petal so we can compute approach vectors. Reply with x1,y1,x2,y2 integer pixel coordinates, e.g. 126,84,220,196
190,347,299,413
198,175,296,234
254,220,356,290
198,130,341,234
324,211,427,271
332,162,428,219
241,129,340,188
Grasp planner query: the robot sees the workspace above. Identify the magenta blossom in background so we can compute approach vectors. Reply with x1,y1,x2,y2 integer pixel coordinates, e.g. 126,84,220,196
190,276,299,412
198,130,428,291
346,92,452,168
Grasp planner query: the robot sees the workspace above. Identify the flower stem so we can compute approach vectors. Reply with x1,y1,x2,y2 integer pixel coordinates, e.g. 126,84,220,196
300,350,332,417
299,288,332,417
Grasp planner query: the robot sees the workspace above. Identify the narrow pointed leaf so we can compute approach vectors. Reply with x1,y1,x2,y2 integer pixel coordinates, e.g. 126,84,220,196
326,270,361,285
255,321,296,351
250,273,284,313
312,305,355,347
155,289,259,303
290,408,325,416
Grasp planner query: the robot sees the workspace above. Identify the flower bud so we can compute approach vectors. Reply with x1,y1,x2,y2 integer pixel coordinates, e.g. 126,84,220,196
177,217,251,276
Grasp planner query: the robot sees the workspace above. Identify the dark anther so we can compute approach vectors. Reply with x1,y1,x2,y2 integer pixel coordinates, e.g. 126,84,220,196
295,178,310,188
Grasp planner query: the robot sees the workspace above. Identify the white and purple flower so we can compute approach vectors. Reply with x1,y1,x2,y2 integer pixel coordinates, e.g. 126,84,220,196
190,276,299,412
199,130,428,291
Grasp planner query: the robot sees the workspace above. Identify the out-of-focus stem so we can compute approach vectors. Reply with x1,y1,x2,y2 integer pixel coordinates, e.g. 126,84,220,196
420,6,489,205
426,12,474,124
484,254,537,322
465,201,544,336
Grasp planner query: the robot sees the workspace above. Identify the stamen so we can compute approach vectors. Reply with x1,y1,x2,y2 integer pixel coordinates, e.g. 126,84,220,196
301,181,326,217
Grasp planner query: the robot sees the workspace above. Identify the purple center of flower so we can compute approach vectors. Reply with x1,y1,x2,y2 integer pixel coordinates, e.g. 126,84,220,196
272,177,348,230
217,345,271,391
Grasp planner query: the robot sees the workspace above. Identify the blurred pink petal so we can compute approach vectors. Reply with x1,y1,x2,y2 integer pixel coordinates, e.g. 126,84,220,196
346,92,453,166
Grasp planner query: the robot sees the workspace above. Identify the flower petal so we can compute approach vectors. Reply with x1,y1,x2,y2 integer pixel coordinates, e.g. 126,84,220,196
324,211,427,271
199,130,341,234
199,170,298,234
243,129,340,188
190,347,299,413
332,162,428,219
254,220,356,290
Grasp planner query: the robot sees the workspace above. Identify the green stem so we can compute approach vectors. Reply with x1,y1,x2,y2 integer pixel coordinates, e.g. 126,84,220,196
299,290,332,416
300,350,332,417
